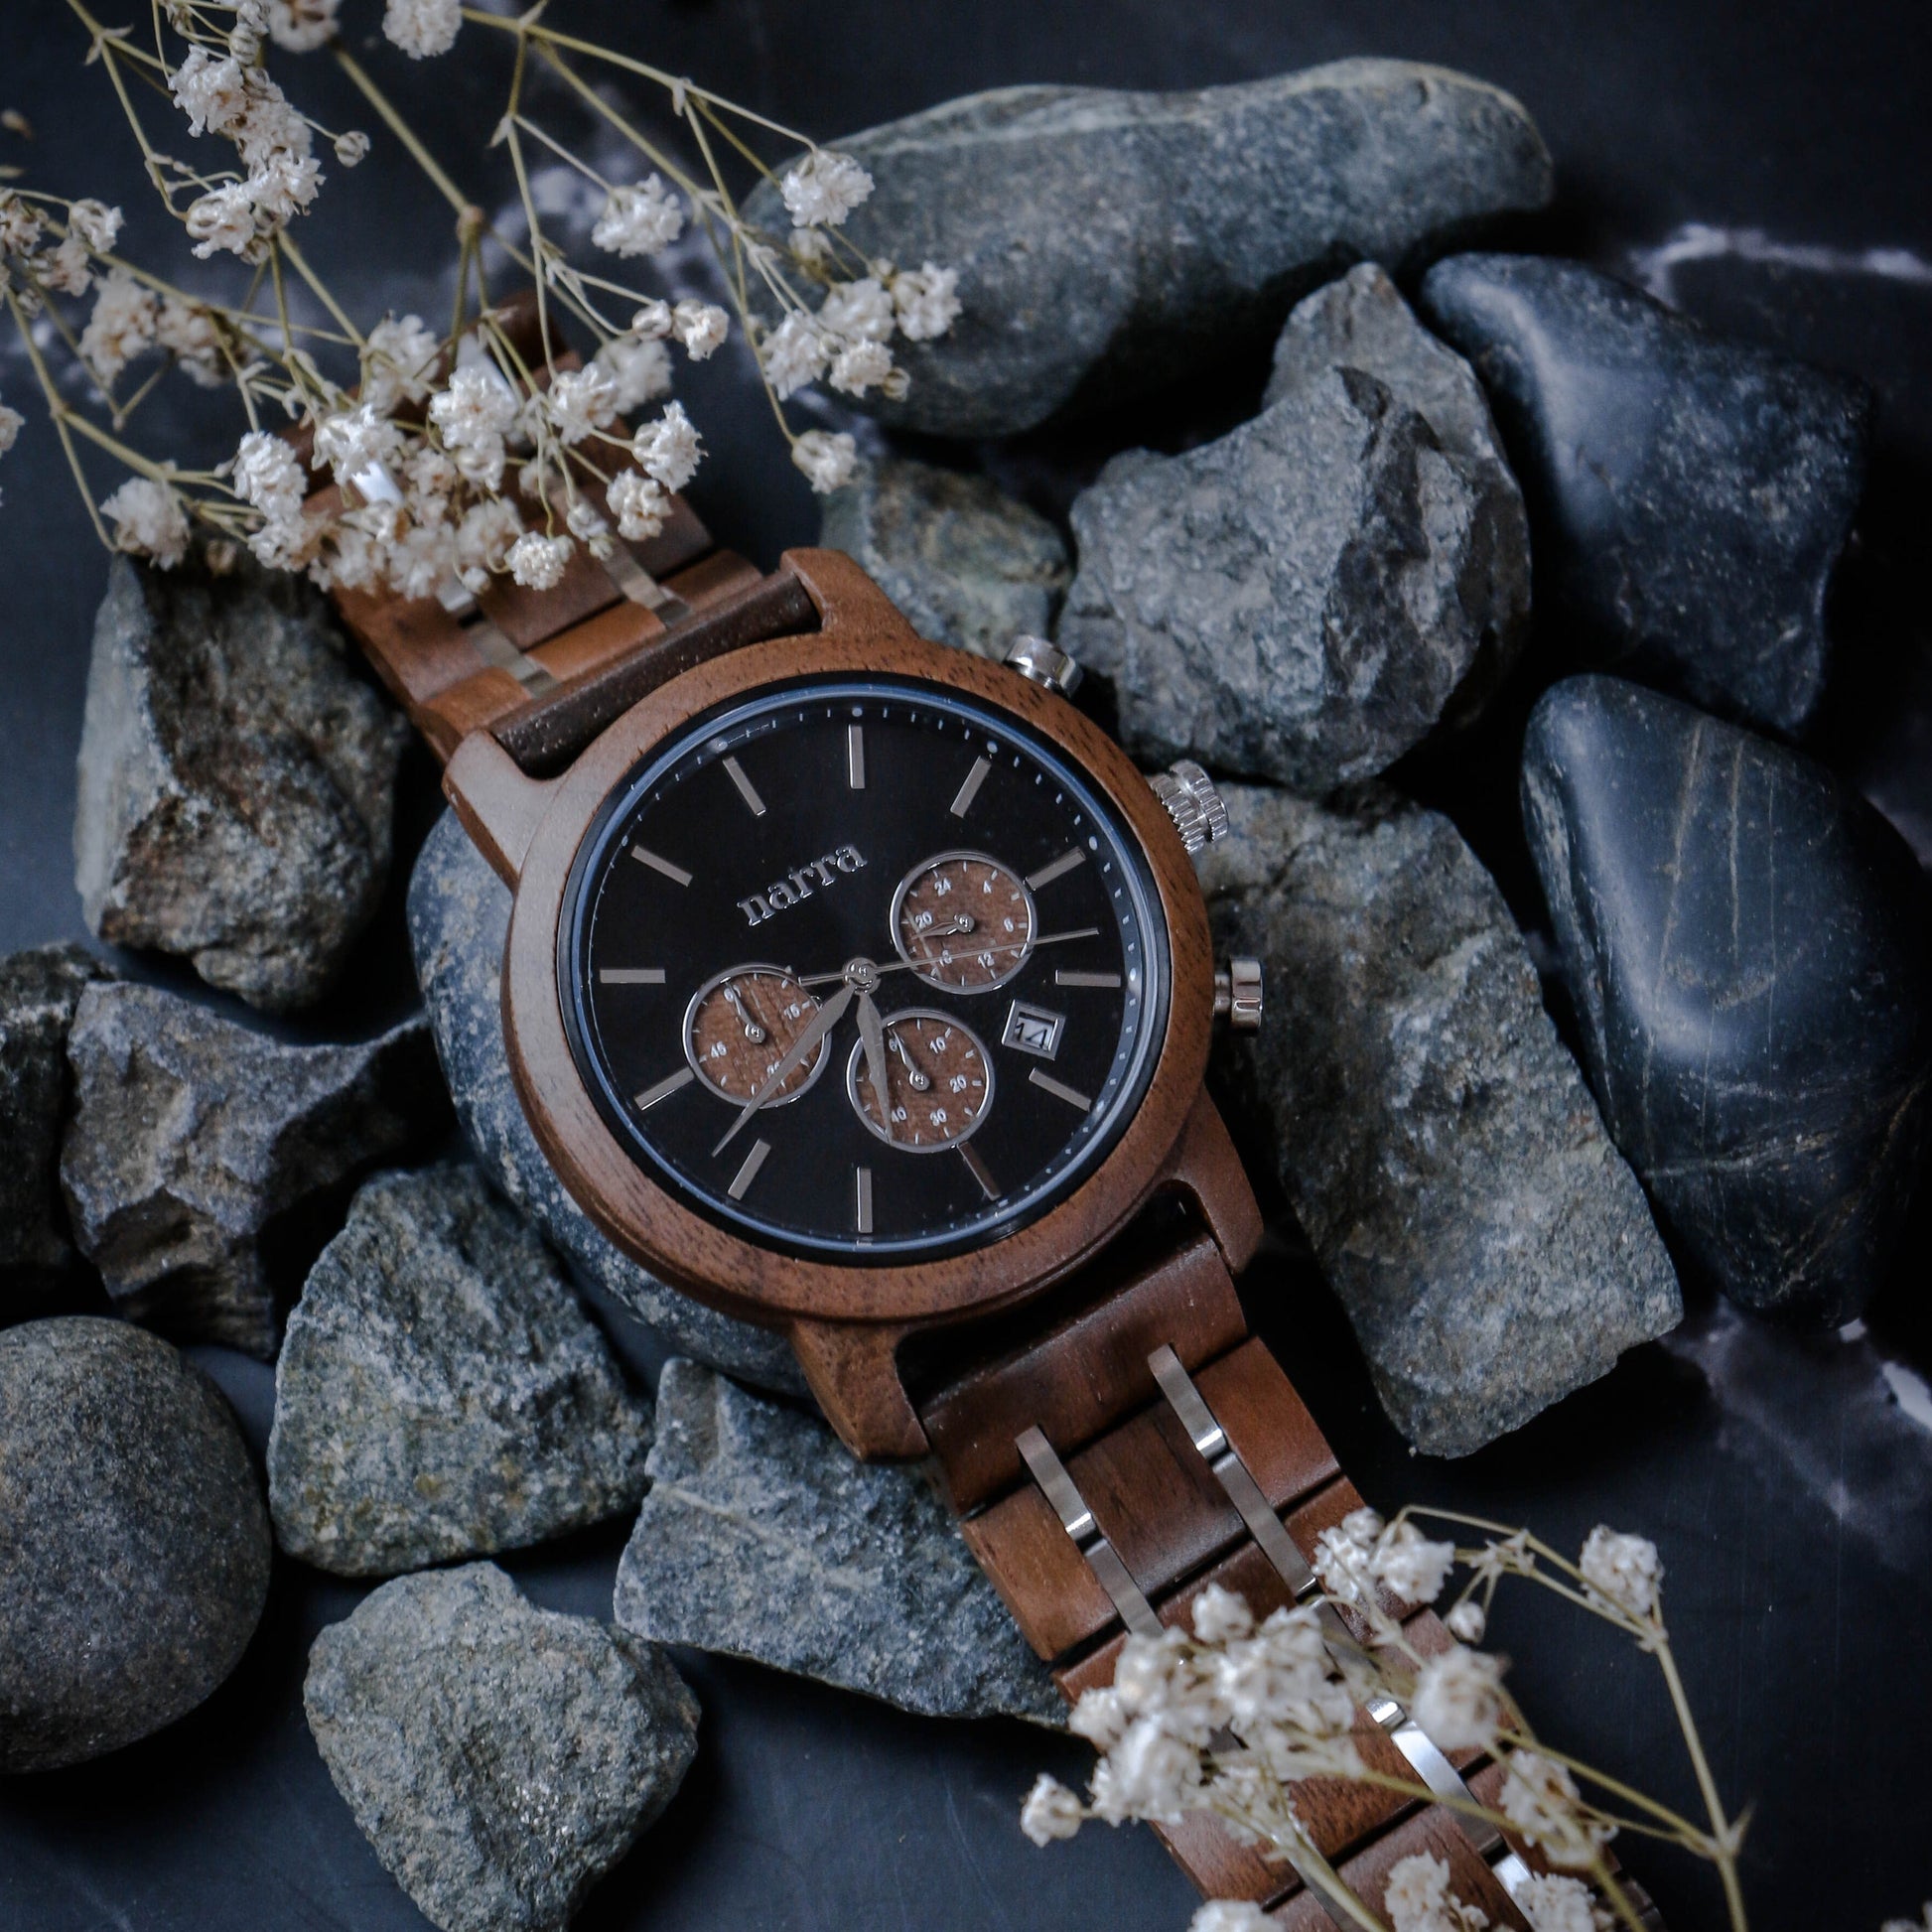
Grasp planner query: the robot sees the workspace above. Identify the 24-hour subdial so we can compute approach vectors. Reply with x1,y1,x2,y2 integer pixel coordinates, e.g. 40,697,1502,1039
847,1010,994,1150
892,852,1036,992
684,966,824,1103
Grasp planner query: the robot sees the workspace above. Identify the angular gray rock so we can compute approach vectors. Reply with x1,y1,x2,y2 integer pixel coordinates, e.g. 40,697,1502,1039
268,1165,652,1576
1418,253,1871,737
749,62,1553,438
60,983,447,1357
0,943,112,1301
1058,360,1529,791
1198,783,1681,1455
73,552,410,1012
407,808,803,1393
817,454,1069,659
306,1563,697,1932
0,1316,271,1770
615,1359,1061,1725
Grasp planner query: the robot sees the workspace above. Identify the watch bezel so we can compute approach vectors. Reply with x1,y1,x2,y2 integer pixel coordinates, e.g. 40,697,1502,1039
500,551,1215,1332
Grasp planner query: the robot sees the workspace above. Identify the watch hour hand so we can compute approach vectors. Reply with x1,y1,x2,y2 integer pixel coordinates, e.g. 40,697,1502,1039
713,983,852,1157
856,990,894,1121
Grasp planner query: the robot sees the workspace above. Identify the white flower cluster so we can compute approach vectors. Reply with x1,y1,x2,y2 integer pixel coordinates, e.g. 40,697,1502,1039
779,149,873,228
1384,1851,1491,1931
0,392,23,504
100,478,192,570
592,176,684,259
381,0,461,60
1311,1506,1456,1609
1498,1750,1614,1870
1579,1526,1663,1622
266,0,342,54
0,192,120,312
1517,1873,1615,1932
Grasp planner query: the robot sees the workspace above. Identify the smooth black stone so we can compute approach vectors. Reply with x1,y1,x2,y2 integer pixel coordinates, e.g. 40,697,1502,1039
1419,253,1871,736
1522,675,1932,1323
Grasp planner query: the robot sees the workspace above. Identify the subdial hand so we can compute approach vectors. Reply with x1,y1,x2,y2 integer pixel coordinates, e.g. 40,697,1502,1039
889,1027,931,1091
713,983,854,1156
722,980,767,1043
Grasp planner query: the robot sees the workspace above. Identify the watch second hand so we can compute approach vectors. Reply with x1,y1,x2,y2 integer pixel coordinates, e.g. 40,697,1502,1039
713,983,854,1157
794,928,1102,989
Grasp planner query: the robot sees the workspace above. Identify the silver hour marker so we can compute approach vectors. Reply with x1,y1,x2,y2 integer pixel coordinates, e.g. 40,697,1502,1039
635,1065,696,1111
722,755,767,818
727,1138,772,1199
1029,1067,1092,1113
1026,848,1086,891
630,845,692,887
959,1142,1000,1200
949,756,992,819
855,1165,874,1235
847,724,866,789
600,967,666,986
1056,969,1123,989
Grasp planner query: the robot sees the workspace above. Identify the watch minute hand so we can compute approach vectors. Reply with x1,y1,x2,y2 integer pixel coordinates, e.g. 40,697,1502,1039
713,983,853,1157
857,990,894,1122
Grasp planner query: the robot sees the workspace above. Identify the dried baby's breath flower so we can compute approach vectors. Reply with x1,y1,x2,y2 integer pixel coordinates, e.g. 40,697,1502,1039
828,338,895,398
790,428,855,493
66,199,122,254
671,299,728,359
313,401,403,485
1018,1772,1082,1847
606,469,668,542
1411,1647,1507,1753
592,176,684,258
780,149,873,227
1499,1750,1612,1869
360,314,440,414
1385,1852,1490,1931
185,182,262,260
632,399,702,493
1517,1873,1613,1932
1088,1715,1201,1825
0,397,22,457
230,428,304,522
455,496,521,581
760,312,826,400
79,268,158,384
1579,1527,1663,1622
1445,1599,1487,1644
594,335,673,412
382,0,461,60
542,364,617,446
892,260,961,341
170,48,251,138
334,129,369,166
1191,1583,1253,1644
100,476,191,567
1374,1521,1456,1605
428,364,517,489
155,296,227,386
1189,1904,1271,1932
817,274,894,344
506,529,571,590
267,0,342,53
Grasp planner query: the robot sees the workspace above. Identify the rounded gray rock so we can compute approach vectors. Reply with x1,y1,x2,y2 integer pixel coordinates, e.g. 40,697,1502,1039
0,1316,271,1771
305,1563,698,1932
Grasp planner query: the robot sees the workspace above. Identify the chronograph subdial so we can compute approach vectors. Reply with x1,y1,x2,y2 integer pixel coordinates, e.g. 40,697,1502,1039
683,966,825,1104
847,1010,995,1151
891,852,1036,993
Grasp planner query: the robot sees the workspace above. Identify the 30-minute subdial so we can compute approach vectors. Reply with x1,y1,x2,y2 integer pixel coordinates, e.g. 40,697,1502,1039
684,966,824,1103
848,1010,994,1150
892,852,1036,992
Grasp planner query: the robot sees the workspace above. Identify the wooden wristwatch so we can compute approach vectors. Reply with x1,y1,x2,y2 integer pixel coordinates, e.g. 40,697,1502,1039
323,465,1663,1928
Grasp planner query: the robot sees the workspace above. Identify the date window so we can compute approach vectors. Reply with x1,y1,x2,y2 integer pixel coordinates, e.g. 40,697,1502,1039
1002,1001,1064,1060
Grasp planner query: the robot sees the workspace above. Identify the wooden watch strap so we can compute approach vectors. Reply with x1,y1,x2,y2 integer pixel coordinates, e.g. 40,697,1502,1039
919,1231,1667,1928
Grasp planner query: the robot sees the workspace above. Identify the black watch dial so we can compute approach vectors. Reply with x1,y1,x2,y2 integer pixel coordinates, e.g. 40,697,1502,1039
559,674,1170,1262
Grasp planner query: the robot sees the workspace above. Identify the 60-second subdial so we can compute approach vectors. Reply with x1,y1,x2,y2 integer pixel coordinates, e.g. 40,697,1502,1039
893,852,1035,992
684,966,824,1103
847,1010,994,1150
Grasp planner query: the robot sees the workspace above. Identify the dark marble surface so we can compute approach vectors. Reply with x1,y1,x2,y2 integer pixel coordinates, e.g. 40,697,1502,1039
3,4,1930,1930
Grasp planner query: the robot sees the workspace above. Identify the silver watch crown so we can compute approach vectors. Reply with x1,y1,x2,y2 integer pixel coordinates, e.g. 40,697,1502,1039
1149,759,1229,852
1213,957,1265,1032
1004,634,1083,698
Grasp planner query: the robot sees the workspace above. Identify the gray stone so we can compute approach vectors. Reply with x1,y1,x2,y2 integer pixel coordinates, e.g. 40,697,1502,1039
73,552,410,1012
1418,252,1871,737
1198,783,1681,1455
60,983,447,1358
748,62,1552,439
817,454,1069,659
1523,676,1932,1324
0,1316,270,1770
406,808,803,1393
0,944,112,1301
267,1165,652,1577
1058,359,1528,791
615,1359,1060,1725
305,1563,696,1932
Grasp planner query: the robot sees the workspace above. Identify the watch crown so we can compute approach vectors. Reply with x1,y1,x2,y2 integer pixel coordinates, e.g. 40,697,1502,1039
1004,634,1083,698
1213,957,1265,1032
1149,759,1229,853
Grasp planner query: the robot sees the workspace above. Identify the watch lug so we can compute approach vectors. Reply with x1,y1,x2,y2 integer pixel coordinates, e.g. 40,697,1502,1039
444,729,563,887
780,547,923,643
1161,1089,1264,1273
787,1317,926,1459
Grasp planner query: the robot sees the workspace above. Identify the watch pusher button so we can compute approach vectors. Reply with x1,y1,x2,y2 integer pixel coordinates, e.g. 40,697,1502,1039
1213,957,1265,1032
1004,634,1083,697
1149,759,1230,853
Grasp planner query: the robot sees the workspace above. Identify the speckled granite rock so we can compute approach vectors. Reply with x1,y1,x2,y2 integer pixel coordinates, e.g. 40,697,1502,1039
0,944,112,1302
817,454,1069,658
1058,359,1527,791
748,61,1553,438
614,1359,1060,1725
1199,782,1681,1454
72,552,409,1012
267,1166,652,1577
406,808,803,1393
0,1316,270,1770
1523,676,1932,1324
305,1563,697,1932
1419,253,1871,736
60,984,447,1357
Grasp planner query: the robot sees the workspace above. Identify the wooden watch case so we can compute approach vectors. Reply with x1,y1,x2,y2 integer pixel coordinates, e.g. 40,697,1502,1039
443,549,1257,1456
